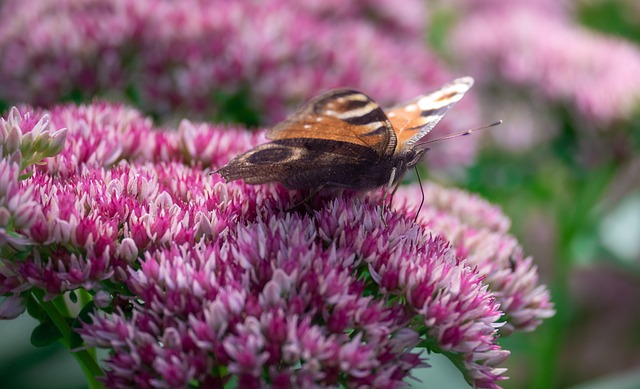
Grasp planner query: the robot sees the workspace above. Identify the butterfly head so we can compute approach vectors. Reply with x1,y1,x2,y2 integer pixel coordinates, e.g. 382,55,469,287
405,143,431,169
389,143,430,184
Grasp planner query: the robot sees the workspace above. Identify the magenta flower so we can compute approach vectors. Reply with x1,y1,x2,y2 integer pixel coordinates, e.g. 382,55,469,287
1,103,552,388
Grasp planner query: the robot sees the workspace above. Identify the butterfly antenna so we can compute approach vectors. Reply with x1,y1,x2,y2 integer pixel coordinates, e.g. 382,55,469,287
413,165,425,223
421,120,502,145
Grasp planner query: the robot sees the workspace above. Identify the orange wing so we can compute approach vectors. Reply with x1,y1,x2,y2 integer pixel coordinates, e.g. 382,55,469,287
267,89,396,158
385,77,474,152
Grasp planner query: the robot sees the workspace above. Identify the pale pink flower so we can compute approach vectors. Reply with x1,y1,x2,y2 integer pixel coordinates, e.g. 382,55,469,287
450,2,640,153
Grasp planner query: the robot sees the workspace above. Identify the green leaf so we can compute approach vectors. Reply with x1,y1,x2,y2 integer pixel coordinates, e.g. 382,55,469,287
211,88,261,127
69,329,84,350
26,294,48,322
30,321,63,347
69,301,97,348
75,301,97,326
18,170,35,180
577,1,640,43
223,374,238,389
428,8,457,57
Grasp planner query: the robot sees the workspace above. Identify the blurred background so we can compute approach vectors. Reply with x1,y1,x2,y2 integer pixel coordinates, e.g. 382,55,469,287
1,0,639,388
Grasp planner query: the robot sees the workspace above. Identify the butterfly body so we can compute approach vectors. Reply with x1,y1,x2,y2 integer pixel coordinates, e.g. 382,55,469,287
217,77,473,190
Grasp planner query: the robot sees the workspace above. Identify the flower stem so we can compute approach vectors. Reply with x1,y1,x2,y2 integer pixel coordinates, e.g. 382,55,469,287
32,289,104,389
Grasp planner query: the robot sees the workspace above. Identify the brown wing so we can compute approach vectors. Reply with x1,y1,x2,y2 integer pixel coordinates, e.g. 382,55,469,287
216,138,390,190
385,77,474,152
267,89,396,158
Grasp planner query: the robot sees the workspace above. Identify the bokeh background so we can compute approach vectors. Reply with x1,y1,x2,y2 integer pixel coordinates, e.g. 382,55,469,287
1,0,639,388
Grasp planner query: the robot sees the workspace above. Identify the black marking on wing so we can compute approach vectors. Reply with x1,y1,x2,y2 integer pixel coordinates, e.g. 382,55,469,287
289,138,380,160
217,138,387,189
313,90,360,113
247,146,293,164
340,98,371,111
341,106,387,126
361,125,388,137
272,138,392,189
420,108,441,117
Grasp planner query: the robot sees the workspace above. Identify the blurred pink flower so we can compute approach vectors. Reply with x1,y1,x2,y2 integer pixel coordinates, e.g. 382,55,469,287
0,0,481,167
0,103,552,388
0,294,26,319
451,3,640,126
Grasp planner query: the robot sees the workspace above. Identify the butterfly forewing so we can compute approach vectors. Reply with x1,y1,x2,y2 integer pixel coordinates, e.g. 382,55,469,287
266,89,397,158
385,77,474,150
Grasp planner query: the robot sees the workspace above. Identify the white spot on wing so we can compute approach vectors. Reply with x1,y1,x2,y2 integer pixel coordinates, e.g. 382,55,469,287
336,102,377,119
418,97,450,111
349,93,369,101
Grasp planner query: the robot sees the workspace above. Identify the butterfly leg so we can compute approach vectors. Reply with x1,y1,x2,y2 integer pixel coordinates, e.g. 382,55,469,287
381,167,399,227
412,165,425,223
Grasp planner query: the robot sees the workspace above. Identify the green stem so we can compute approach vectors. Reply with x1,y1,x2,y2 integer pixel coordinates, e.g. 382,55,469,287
53,294,71,317
76,289,98,359
32,289,104,389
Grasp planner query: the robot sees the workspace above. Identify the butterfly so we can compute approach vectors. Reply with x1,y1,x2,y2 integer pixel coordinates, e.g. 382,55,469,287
216,77,474,192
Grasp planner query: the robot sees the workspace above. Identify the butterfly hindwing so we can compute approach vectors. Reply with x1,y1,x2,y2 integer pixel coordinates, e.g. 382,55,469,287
266,89,397,158
385,77,474,150
216,138,385,189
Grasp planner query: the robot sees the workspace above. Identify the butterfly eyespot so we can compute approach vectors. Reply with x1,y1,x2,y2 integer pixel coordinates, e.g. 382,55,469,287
247,146,294,164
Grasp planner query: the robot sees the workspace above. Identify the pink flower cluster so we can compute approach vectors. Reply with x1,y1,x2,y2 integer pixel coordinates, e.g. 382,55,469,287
0,0,481,166
451,1,640,125
396,185,555,334
1,102,552,388
0,0,460,119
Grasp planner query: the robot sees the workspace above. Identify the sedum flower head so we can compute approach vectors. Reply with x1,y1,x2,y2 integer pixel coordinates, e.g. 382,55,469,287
395,184,555,334
0,107,67,171
1,103,553,388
